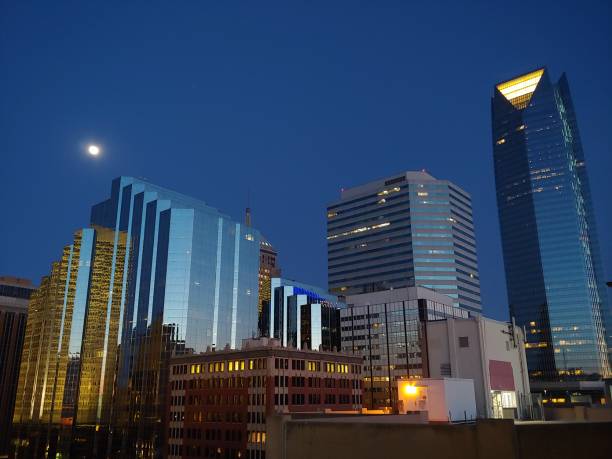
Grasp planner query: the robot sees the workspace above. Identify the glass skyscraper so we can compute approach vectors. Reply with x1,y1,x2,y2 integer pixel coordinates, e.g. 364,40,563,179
12,177,261,458
265,278,344,351
492,68,611,393
327,171,482,314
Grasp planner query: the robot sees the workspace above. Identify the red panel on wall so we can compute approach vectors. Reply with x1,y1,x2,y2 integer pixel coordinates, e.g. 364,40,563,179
489,360,515,391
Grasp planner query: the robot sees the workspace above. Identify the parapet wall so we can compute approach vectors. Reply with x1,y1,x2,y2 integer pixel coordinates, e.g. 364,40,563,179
267,415,612,459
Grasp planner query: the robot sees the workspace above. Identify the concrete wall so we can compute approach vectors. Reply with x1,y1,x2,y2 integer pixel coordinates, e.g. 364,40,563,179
543,406,612,422
427,317,531,418
515,421,612,459
427,319,487,416
267,415,612,459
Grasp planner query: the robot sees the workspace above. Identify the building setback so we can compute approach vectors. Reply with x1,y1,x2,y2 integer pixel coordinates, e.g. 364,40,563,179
327,171,482,314
492,68,611,396
12,177,262,459
166,337,362,459
340,286,468,409
0,277,34,457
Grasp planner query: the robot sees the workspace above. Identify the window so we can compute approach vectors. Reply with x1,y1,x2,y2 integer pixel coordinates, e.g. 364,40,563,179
459,336,469,348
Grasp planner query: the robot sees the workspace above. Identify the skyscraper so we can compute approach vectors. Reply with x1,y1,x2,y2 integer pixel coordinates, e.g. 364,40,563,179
257,238,281,336
13,227,128,458
0,276,34,456
327,171,481,314
12,177,262,458
492,68,611,398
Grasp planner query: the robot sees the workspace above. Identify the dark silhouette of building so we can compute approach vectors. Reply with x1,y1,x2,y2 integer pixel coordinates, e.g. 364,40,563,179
0,276,34,457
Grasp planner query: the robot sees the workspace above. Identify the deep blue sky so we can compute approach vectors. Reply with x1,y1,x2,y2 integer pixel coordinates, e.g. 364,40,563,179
1,1,610,320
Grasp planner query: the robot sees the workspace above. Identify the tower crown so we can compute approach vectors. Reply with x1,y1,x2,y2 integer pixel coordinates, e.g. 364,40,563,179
496,68,544,109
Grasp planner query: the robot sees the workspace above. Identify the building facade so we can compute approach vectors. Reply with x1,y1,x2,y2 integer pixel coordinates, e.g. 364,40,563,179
425,316,531,419
492,68,611,393
340,286,468,409
257,239,281,336
166,337,362,459
265,278,344,351
327,171,482,314
12,177,262,459
0,277,34,456
13,227,128,458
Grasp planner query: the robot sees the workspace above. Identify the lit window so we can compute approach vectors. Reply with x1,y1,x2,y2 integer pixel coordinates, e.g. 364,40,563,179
496,138,506,145
327,222,390,240
377,186,401,196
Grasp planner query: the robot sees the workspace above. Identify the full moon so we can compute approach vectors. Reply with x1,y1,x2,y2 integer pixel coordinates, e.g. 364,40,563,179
88,145,100,156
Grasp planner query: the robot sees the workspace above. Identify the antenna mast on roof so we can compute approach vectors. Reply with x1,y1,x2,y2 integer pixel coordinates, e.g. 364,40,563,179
245,188,252,227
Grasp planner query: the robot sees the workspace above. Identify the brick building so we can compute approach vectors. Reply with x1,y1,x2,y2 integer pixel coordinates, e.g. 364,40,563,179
166,337,363,459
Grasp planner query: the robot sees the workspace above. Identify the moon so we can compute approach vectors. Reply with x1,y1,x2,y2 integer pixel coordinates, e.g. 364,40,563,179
88,145,100,156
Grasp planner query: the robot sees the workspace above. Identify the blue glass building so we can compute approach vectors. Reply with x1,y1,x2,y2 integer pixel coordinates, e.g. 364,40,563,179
266,278,344,352
13,177,261,458
91,177,261,456
492,69,611,394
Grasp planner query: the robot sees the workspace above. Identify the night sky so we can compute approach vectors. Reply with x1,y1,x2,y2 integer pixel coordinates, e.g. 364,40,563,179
1,1,610,321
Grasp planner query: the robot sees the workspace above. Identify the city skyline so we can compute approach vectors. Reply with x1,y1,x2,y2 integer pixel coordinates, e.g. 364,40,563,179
2,4,612,457
2,2,611,324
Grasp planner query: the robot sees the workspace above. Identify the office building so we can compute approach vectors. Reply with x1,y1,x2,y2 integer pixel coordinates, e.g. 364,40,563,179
0,277,34,457
257,239,281,336
492,68,611,397
243,207,282,339
13,227,128,458
327,171,482,314
340,286,468,409
425,316,531,419
12,177,262,458
265,278,344,351
166,337,362,459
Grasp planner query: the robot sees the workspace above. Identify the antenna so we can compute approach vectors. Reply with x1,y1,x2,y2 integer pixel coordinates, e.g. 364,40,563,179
245,188,252,227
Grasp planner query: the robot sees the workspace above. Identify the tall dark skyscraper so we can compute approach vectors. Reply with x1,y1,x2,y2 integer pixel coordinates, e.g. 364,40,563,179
492,68,611,398
12,177,262,458
327,171,482,314
0,276,34,457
